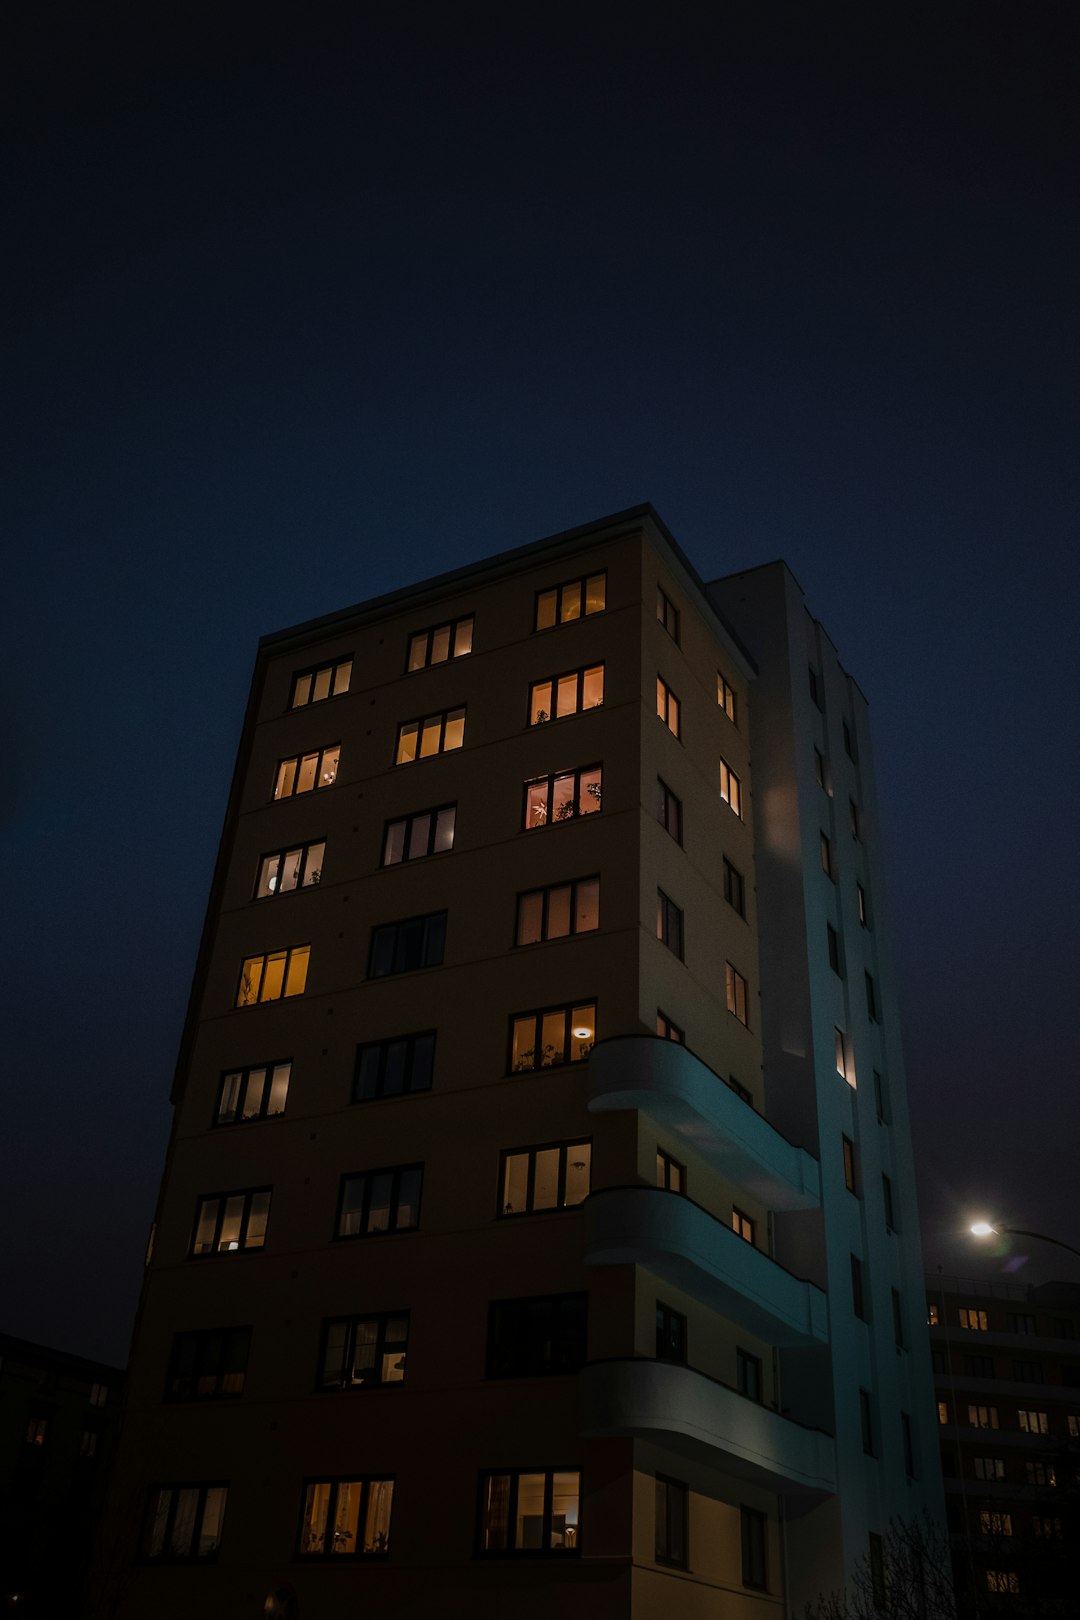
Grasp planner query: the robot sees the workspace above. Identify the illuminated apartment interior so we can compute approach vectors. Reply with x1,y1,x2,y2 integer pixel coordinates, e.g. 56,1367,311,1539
94,506,943,1619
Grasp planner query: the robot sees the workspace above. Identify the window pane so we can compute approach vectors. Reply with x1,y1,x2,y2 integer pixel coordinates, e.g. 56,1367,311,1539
546,886,572,939
517,1473,547,1549
423,912,446,966
261,950,287,1002
297,753,318,793
302,842,325,885
278,848,303,893
356,1047,381,1100
531,681,553,724
218,1072,242,1124
570,1004,595,1061
434,806,455,851
284,946,309,997
511,1015,535,1070
396,1168,422,1228
238,956,263,1006
382,1039,407,1096
585,574,605,613
275,759,297,799
241,1067,267,1119
443,708,465,750
193,1198,219,1254
419,718,442,757
340,1177,365,1236
384,821,406,865
256,855,280,899
246,1190,270,1247
302,1482,331,1556
453,618,473,656
407,814,432,860
552,1471,580,1550
533,1148,560,1210
199,1487,227,1555
169,1487,198,1557
560,582,582,622
218,1195,245,1251
575,879,599,933
292,674,312,708
502,1152,529,1214
564,1144,591,1205
481,1475,510,1550
552,774,575,821
411,1033,435,1091
321,746,339,785
517,891,544,946
540,1009,566,1066
669,692,680,733
579,767,601,815
396,722,419,764
332,1480,360,1555
536,590,557,630
313,668,332,702
408,633,427,671
322,1322,349,1385
332,660,352,695
430,625,451,664
364,1480,394,1553
556,674,578,718
656,676,666,720
367,1174,393,1232
582,666,603,709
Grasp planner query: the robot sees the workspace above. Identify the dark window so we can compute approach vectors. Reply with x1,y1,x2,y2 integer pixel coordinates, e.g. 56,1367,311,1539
657,890,684,958
1008,1312,1037,1336
808,666,822,708
656,1148,685,1193
656,675,680,737
967,1355,995,1378
165,1329,251,1401
487,1294,587,1378
725,963,749,1025
869,1533,885,1607
354,1031,435,1102
255,839,325,898
319,1313,408,1389
902,1411,915,1476
1025,1461,1054,1486
851,1254,866,1319
336,1166,423,1238
1012,1360,1044,1383
517,877,600,945
850,798,861,839
741,1506,767,1589
827,924,843,976
216,1060,290,1125
529,664,604,725
656,1011,684,1042
656,1303,687,1364
655,1476,688,1568
298,1477,394,1557
523,763,602,829
728,1075,753,1105
820,833,834,879
407,614,474,671
860,1388,875,1454
842,1135,857,1194
719,758,742,817
882,1174,896,1230
141,1483,228,1561
291,658,352,708
510,1002,595,1070
873,1069,888,1122
535,573,606,631
236,945,310,1006
865,971,880,1022
274,745,340,799
737,1348,763,1402
478,1468,581,1554
657,586,680,642
857,882,869,926
718,673,737,723
191,1189,271,1256
499,1139,591,1215
724,858,745,917
892,1289,905,1348
368,912,446,978
394,707,465,764
383,804,456,865
656,778,682,843
814,747,826,787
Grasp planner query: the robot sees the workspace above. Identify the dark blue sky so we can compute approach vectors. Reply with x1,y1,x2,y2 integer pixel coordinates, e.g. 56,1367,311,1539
6,4,1079,1364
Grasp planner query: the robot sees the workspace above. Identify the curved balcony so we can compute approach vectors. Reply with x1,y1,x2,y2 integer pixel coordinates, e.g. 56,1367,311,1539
587,1036,819,1212
580,1358,836,1497
585,1186,828,1346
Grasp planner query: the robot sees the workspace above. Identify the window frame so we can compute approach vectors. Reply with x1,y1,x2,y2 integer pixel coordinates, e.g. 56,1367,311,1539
214,1059,291,1126
732,1205,755,1244
273,744,340,800
827,922,843,976
405,614,474,673
842,1135,857,1194
476,1466,582,1556
317,1311,410,1391
335,1165,424,1240
497,1138,592,1218
851,1253,866,1320
290,658,352,709
352,1031,436,1103
382,803,456,866
528,663,605,726
533,571,607,632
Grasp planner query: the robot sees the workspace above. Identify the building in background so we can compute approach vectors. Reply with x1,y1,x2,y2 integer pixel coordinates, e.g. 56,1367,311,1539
928,1273,1080,1615
94,506,942,1618
0,1332,123,1614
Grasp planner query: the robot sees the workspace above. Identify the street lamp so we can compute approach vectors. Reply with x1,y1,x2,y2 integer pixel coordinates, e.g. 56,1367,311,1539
969,1221,1080,1262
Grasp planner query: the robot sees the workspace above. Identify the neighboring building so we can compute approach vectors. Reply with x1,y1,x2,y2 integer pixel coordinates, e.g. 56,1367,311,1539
0,1332,123,1615
95,506,942,1618
928,1273,1080,1615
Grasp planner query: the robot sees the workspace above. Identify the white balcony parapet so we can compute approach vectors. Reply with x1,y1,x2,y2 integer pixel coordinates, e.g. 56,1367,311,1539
580,1358,836,1497
585,1186,829,1347
587,1036,820,1212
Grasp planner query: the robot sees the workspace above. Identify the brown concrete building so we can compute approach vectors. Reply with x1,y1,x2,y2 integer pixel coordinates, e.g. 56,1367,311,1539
94,507,942,1618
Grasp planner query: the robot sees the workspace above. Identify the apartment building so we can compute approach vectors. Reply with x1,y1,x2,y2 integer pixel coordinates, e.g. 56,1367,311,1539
94,506,942,1618
929,1273,1080,1614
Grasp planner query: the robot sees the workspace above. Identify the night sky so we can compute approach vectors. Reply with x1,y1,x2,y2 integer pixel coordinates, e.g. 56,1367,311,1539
6,5,1079,1367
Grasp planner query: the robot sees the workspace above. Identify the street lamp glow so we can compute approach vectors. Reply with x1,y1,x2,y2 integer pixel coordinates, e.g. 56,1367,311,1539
970,1221,996,1238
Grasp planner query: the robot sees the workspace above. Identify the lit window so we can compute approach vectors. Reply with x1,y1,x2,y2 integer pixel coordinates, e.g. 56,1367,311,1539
657,890,684,959
656,778,682,843
842,1135,857,1194
655,1476,688,1569
383,804,456,865
974,1456,1006,1481
407,614,474,672
291,658,352,708
319,1314,408,1389
529,663,604,725
1018,1409,1049,1434
835,1028,854,1086
718,673,736,723
719,758,742,817
368,911,446,978
394,706,465,764
959,1308,989,1331
741,1507,767,1590
25,1418,47,1446
723,858,745,916
523,763,602,828
165,1328,251,1401
236,945,309,1007
968,1405,998,1429
298,1477,394,1558
732,1206,755,1244
656,1011,684,1042
487,1294,587,1378
986,1572,1019,1595
510,1003,595,1070
656,675,680,737
656,1303,687,1363
725,963,748,1025
216,1060,290,1125
255,840,325,898
478,1468,580,1554
191,1189,271,1256
274,744,339,799
937,1401,948,1426
353,1032,435,1102
656,1149,685,1193
657,586,680,642
517,877,600,945
535,572,606,630
337,1166,423,1238
141,1483,228,1562
1069,1415,1079,1438
737,1347,763,1402
499,1140,591,1216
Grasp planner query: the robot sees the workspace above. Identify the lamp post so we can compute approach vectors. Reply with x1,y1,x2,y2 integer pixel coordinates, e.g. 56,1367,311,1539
969,1221,1080,1263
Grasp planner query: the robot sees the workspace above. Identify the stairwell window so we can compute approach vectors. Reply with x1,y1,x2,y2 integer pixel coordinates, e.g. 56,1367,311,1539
274,745,340,799
529,664,604,725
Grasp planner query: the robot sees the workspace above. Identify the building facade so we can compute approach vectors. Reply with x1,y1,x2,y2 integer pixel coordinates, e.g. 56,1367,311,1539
94,507,942,1617
929,1273,1080,1614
